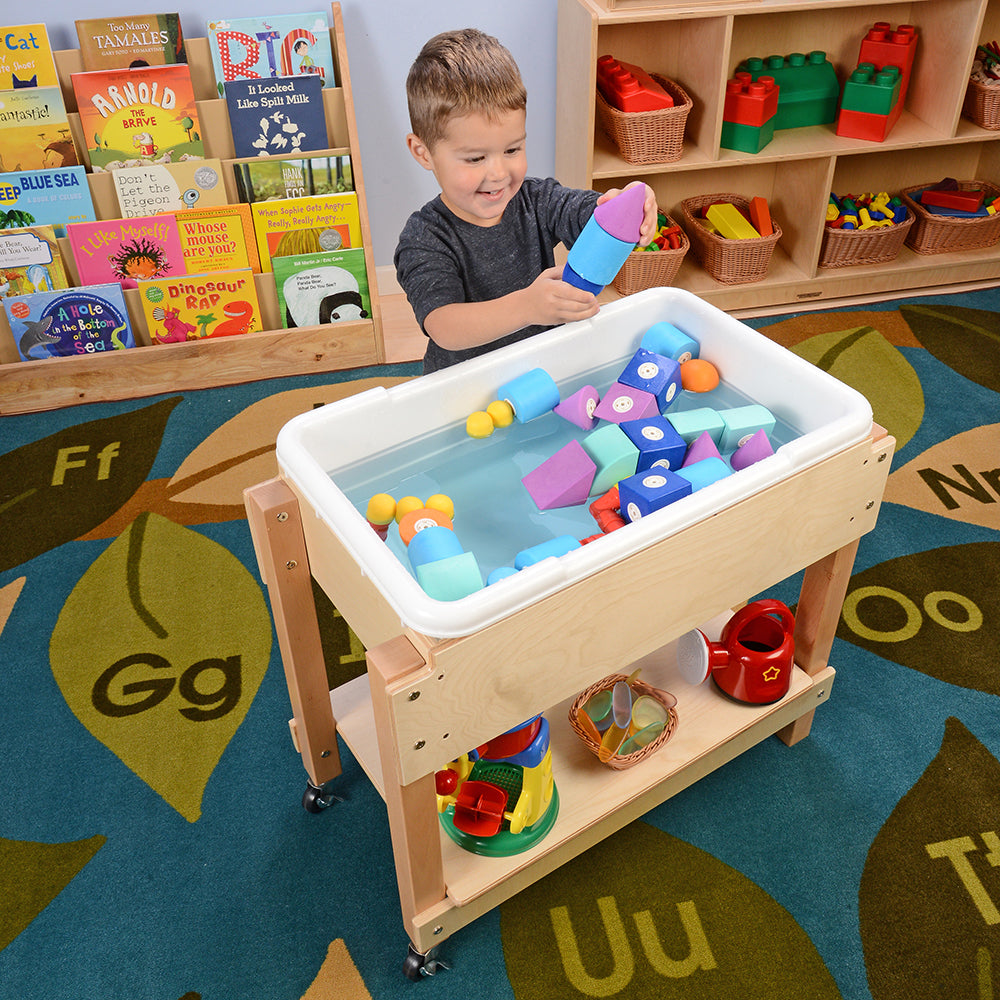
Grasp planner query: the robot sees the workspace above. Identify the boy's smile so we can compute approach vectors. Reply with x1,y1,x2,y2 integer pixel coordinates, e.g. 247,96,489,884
407,108,528,227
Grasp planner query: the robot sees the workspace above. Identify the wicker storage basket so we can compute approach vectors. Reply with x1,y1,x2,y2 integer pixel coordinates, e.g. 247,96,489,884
680,193,782,284
818,212,914,268
900,180,1000,254
596,75,693,165
963,78,1000,130
611,218,689,295
568,673,678,771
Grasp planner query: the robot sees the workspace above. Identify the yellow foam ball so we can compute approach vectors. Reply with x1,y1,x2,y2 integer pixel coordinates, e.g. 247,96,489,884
466,410,495,438
681,358,720,393
486,399,515,428
426,493,455,519
366,493,396,525
395,496,424,523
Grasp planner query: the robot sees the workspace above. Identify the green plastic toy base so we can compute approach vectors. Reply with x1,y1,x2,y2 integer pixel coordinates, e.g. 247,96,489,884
720,118,775,154
440,786,560,857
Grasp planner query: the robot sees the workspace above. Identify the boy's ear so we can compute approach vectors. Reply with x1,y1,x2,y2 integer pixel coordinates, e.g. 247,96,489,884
406,133,434,170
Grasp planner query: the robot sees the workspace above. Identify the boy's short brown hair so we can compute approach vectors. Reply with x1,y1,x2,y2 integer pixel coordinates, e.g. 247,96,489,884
406,29,527,149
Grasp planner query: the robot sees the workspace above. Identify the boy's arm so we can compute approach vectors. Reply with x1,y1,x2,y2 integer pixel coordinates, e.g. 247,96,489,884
423,265,599,351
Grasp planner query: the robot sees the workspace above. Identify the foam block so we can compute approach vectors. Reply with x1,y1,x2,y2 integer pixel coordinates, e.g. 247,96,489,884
487,566,519,585
640,321,698,362
514,534,581,570
593,383,659,423
561,261,604,294
682,430,722,466
581,424,640,495
718,403,775,452
667,407,725,445
522,439,597,510
406,524,463,568
676,456,732,491
618,468,692,522
617,348,682,411
554,384,600,430
730,428,775,470
565,219,637,287
620,415,687,472
415,550,483,601
593,183,647,242
499,367,561,423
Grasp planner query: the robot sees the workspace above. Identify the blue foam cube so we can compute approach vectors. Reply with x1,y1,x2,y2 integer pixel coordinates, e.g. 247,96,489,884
618,468,692,522
620,415,688,472
618,348,682,411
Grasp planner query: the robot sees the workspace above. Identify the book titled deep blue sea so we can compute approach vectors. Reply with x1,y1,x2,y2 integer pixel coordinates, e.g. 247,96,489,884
0,167,97,237
4,283,135,361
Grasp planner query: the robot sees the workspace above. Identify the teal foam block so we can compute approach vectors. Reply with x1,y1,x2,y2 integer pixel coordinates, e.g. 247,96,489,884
581,423,640,495
415,550,484,601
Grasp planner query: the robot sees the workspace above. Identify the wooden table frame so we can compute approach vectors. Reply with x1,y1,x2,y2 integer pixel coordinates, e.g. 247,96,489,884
245,425,892,962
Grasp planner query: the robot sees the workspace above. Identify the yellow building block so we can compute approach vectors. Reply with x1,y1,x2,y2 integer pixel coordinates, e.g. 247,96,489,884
706,202,761,239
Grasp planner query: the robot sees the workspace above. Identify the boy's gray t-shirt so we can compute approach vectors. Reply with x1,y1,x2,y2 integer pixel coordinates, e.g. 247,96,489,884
394,176,600,373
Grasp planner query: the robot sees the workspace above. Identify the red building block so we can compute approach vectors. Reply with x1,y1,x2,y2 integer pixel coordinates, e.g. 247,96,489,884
858,22,918,103
749,196,773,236
723,72,779,127
836,104,901,142
597,55,674,112
919,188,986,212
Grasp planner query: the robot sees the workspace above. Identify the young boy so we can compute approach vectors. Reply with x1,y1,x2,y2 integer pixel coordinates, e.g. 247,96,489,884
394,28,659,374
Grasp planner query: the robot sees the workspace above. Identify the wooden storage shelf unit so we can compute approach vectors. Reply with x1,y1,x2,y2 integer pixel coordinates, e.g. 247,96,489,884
557,0,1000,312
0,3,384,416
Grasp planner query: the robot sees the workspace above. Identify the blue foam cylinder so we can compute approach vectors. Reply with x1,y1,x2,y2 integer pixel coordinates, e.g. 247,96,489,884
676,456,732,491
487,566,519,585
499,367,560,423
564,214,635,287
561,261,604,295
406,525,463,568
514,534,581,570
640,321,699,363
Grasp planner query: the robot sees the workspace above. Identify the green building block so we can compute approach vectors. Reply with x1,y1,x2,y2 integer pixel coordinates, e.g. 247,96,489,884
840,63,901,116
740,51,840,129
721,117,775,153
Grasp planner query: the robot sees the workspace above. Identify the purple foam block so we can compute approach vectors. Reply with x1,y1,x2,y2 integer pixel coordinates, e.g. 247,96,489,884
682,430,722,467
593,383,658,424
730,428,775,471
522,439,597,510
554,384,601,430
593,183,646,243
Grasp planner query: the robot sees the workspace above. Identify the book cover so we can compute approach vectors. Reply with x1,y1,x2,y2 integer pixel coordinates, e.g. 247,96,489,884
3,282,134,360
206,13,334,97
232,151,352,202
176,203,260,274
76,13,187,71
0,23,59,90
0,87,79,171
250,192,360,273
71,63,204,171
273,247,369,329
137,268,262,343
112,158,229,217
0,225,69,298
68,213,186,289
224,75,327,157
0,166,96,235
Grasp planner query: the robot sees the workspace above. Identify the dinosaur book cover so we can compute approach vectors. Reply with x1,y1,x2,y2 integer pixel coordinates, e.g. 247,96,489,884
205,12,334,98
71,63,203,172
176,203,260,275
112,158,229,218
0,225,69,299
0,166,96,237
76,13,187,71
3,282,135,360
0,23,59,89
137,268,262,343
224,75,327,158
0,87,79,171
232,151,352,202
249,191,360,273
272,247,369,329
67,213,187,290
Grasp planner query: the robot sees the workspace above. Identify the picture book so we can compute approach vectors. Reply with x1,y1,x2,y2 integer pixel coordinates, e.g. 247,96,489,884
176,203,260,274
71,63,203,172
0,166,96,235
232,152,352,202
112,158,229,217
225,75,327,157
205,12,334,97
0,225,69,298
3,282,134,360
68,213,186,289
0,23,59,90
273,247,369,329
76,14,187,71
137,268,262,343
250,192,361,273
0,87,79,171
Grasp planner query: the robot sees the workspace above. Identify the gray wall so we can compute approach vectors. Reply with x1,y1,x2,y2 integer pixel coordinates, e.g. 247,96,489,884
45,1,561,269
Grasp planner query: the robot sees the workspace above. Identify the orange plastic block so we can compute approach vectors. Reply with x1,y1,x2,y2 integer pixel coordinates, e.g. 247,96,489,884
597,54,674,112
749,196,773,236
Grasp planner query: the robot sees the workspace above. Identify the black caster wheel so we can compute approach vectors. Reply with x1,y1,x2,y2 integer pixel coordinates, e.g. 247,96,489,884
301,782,341,813
402,943,449,980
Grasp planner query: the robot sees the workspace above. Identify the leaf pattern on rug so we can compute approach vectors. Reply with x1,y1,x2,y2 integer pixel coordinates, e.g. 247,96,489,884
884,424,1000,529
786,326,923,449
49,512,272,822
860,718,1000,1000
0,397,181,571
900,305,1000,393
836,542,999,694
500,821,842,999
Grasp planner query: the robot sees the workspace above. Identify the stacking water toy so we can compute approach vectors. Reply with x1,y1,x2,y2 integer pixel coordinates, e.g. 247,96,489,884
467,369,558,438
563,183,647,294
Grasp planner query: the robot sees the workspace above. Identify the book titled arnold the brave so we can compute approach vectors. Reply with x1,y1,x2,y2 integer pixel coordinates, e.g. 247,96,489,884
75,14,187,71
71,63,203,171
68,213,186,289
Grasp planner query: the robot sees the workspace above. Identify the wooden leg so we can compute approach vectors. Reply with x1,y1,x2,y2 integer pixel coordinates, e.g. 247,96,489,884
244,478,342,787
367,635,447,945
778,538,861,746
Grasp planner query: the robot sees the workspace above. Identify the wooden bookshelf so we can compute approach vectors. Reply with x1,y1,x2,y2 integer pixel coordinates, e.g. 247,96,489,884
0,3,385,416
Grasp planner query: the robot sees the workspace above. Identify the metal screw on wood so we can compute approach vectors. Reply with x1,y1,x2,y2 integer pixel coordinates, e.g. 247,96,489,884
413,740,425,750
277,511,289,521
409,691,420,701
286,560,297,570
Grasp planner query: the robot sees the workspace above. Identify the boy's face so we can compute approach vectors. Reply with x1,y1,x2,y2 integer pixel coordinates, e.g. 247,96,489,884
407,108,527,227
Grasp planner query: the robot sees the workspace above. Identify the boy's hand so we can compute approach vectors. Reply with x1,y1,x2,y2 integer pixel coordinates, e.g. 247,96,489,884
597,181,660,246
524,265,600,325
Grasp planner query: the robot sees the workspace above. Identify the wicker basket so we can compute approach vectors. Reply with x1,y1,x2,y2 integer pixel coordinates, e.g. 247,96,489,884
899,180,1000,254
818,212,914,268
963,78,1000,130
612,218,689,295
680,193,782,284
596,75,693,165
568,673,678,771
